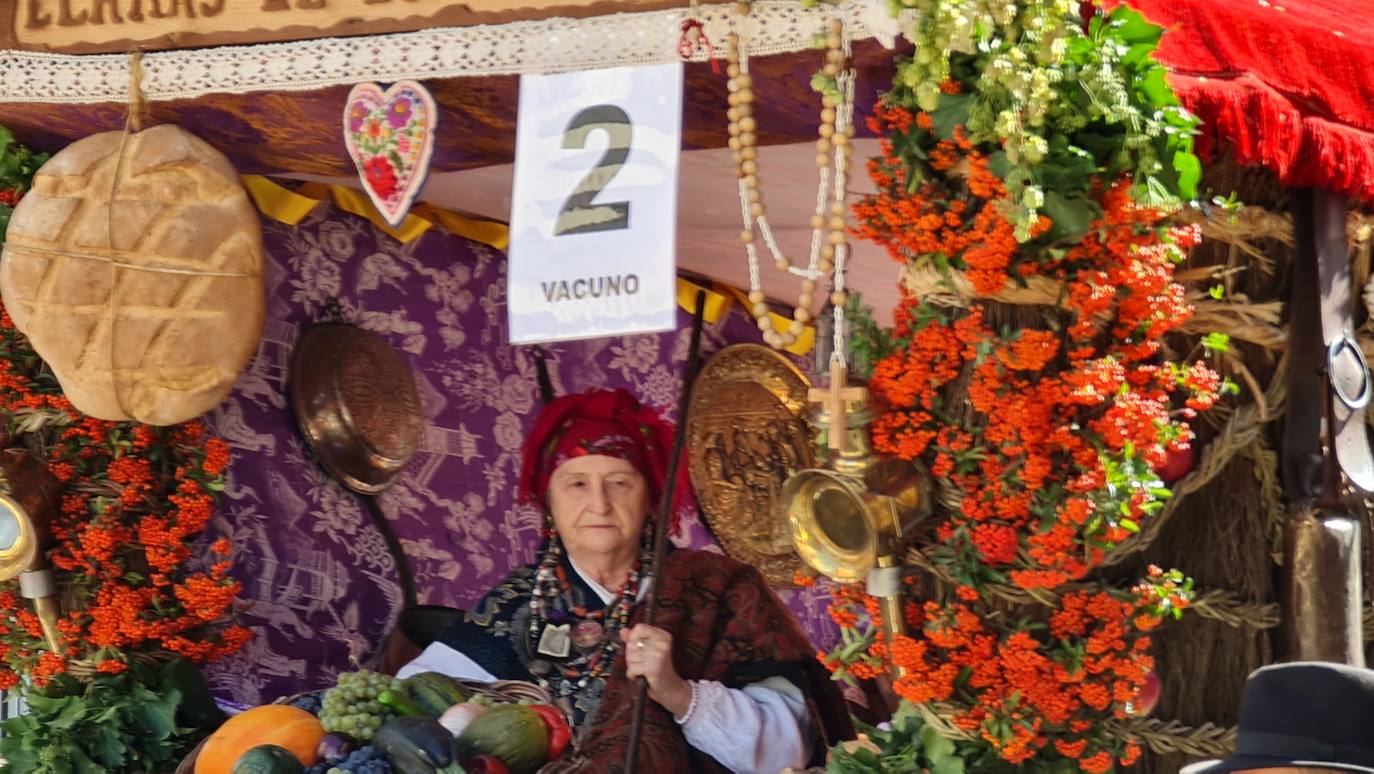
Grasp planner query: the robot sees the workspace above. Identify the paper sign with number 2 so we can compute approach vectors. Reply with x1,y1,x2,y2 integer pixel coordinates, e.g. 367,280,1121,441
506,63,684,345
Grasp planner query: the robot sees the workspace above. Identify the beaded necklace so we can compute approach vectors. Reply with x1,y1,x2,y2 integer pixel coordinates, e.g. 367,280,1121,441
527,534,645,698
727,6,856,354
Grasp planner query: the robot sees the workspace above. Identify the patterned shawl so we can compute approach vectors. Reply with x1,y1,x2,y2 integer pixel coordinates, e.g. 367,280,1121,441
438,548,854,772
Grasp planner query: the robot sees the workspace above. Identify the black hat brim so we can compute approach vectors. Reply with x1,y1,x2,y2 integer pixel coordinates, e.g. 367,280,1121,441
1182,756,1374,774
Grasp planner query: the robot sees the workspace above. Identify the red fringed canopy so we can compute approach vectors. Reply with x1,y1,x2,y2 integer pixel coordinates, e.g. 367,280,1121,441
1113,0,1374,201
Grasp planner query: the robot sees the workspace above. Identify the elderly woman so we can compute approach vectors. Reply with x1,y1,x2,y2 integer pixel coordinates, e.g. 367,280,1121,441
399,389,849,772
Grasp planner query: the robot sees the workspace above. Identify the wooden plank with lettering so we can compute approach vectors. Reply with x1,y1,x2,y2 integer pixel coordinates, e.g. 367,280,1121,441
0,0,701,55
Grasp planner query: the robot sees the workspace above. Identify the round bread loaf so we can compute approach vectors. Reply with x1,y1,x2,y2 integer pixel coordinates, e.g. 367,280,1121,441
0,125,266,425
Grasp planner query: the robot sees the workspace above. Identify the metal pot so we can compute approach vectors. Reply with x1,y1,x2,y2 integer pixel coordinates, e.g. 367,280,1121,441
289,322,423,494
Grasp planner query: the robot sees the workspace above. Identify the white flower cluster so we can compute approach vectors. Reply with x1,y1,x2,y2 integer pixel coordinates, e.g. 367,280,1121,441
890,0,1182,240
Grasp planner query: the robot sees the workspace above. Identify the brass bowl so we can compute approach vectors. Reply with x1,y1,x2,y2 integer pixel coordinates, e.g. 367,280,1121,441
289,323,423,494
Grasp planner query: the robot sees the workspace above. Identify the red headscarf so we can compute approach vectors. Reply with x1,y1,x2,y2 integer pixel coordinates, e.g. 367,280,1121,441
519,389,688,521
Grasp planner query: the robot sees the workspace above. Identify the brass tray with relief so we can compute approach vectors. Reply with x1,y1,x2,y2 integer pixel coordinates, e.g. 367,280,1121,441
687,344,814,586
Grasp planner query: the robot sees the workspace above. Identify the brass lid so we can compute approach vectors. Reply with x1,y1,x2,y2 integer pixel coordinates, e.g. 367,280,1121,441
0,494,38,582
289,323,423,494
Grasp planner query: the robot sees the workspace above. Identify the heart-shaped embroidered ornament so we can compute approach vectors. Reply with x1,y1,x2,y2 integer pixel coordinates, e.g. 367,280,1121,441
343,80,437,227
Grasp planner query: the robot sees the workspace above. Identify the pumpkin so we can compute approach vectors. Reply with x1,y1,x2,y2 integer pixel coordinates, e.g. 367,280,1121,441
195,705,324,774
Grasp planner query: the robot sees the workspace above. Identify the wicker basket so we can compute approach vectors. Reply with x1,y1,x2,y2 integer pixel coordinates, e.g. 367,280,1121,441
176,679,556,772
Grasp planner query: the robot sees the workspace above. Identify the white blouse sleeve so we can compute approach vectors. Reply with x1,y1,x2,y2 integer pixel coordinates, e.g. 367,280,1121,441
675,677,814,774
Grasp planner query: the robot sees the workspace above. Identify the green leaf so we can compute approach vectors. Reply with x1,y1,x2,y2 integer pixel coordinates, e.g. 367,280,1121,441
1041,190,1101,243
24,693,71,717
930,92,973,142
1073,131,1125,165
890,700,922,732
1202,332,1231,354
987,150,1011,179
135,687,180,740
1110,6,1163,46
46,694,88,731
0,746,40,774
1137,67,1178,108
1208,284,1225,300
1121,42,1157,69
932,756,967,774
1036,152,1096,194
67,746,103,774
1173,150,1202,199
162,657,225,732
89,726,127,768
1120,518,1140,533
920,725,956,761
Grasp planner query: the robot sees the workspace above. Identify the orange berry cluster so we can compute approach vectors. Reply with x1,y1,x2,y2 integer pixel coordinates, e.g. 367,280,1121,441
821,579,1166,769
824,98,1224,770
0,301,248,686
858,101,1219,588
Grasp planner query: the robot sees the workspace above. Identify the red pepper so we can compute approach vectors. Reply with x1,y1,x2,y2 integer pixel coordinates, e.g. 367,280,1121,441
527,704,573,760
466,755,511,774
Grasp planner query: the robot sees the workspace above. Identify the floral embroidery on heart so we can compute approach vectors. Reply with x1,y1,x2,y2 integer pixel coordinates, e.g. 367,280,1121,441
342,80,437,227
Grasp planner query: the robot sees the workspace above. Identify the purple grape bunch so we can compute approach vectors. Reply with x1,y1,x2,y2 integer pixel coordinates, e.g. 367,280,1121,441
305,744,392,774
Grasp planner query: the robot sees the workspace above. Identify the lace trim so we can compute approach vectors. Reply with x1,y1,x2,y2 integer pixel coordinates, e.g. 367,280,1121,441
0,0,907,104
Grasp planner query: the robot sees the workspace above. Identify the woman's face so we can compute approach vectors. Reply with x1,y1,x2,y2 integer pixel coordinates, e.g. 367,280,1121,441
547,454,651,560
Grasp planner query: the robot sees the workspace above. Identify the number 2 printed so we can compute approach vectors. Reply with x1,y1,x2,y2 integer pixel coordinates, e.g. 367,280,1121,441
555,105,633,236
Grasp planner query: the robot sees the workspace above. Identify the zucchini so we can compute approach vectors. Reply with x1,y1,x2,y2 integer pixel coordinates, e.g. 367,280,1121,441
379,688,428,717
404,672,471,719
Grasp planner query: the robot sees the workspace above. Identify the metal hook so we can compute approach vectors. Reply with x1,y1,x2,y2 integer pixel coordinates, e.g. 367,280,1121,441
1326,332,1371,410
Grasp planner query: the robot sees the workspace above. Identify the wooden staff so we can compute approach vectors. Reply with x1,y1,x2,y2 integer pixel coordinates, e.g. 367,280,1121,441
624,289,708,773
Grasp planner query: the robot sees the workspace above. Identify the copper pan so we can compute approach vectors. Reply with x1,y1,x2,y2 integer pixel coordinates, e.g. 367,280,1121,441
289,323,423,494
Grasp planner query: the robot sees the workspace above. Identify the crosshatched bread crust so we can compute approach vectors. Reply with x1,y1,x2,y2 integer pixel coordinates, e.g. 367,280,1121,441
0,125,266,425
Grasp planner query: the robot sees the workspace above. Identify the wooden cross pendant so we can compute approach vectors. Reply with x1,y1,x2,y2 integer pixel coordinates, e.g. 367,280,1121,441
808,359,868,451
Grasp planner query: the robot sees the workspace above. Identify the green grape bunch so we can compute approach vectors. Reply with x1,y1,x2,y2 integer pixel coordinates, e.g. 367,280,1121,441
318,670,403,742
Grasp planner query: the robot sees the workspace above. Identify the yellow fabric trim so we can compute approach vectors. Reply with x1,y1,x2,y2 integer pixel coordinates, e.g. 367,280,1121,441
417,206,511,251
291,181,332,201
329,185,433,243
772,313,814,356
240,175,322,226
242,176,803,352
675,278,731,324
705,283,815,356
241,176,510,250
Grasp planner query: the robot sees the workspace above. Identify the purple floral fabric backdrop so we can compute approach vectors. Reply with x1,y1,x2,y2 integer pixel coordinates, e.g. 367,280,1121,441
201,198,838,706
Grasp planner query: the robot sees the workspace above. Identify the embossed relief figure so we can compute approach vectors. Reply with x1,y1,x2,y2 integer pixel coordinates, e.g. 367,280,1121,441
396,388,852,772
685,345,818,587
